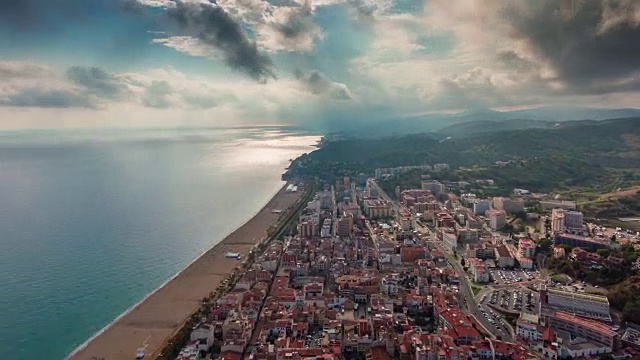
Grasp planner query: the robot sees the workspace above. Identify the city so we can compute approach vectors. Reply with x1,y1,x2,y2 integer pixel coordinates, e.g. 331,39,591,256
170,172,640,360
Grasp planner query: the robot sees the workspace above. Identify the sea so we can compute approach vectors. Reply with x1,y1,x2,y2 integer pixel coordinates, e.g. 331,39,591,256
0,127,320,360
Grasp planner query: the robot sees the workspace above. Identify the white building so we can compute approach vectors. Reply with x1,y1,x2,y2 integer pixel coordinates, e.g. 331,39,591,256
321,218,332,238
441,231,457,251
516,319,543,341
472,199,492,215
495,245,515,268
551,208,566,233
492,197,525,214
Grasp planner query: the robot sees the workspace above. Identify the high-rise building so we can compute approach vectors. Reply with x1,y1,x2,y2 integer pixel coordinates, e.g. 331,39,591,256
492,197,524,214
551,208,566,233
551,209,584,232
564,211,584,230
487,209,506,230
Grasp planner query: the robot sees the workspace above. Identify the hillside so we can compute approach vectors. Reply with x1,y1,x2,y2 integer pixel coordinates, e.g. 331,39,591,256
286,118,640,194
436,119,556,138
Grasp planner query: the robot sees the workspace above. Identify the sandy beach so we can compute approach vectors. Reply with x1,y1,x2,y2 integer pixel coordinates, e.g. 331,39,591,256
68,183,303,360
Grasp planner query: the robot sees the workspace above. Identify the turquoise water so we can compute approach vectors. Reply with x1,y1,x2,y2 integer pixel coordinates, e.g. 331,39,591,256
0,127,318,360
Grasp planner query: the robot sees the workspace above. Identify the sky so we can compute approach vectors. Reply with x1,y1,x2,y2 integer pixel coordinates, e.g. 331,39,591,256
1,0,640,130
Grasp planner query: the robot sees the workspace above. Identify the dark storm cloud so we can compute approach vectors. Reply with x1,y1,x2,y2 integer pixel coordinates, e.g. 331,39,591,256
164,0,276,83
65,66,130,99
502,0,640,90
0,0,109,29
295,69,352,100
274,0,314,39
0,88,94,108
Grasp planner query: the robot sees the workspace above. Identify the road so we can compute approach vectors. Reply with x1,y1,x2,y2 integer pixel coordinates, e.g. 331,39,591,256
370,180,513,341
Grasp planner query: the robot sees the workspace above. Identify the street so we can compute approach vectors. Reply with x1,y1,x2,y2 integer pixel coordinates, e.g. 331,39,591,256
370,180,514,341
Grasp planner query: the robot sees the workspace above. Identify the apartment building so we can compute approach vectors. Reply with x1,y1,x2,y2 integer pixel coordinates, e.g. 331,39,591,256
363,199,392,219
492,197,525,214
494,245,514,268
551,209,584,232
547,311,617,349
541,288,611,320
518,239,536,259
541,200,577,211
486,209,507,231
553,233,610,251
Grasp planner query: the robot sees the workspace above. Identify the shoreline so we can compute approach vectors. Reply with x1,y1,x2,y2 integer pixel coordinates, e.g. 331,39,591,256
67,181,303,360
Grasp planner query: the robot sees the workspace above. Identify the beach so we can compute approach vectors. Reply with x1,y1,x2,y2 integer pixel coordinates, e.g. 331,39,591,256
68,183,303,360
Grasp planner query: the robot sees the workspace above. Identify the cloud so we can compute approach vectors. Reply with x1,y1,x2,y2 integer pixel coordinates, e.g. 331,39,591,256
422,0,640,97
65,66,131,100
0,88,94,108
295,69,352,101
142,80,174,108
0,61,54,79
256,0,323,52
134,0,276,82
500,1,640,87
151,36,221,58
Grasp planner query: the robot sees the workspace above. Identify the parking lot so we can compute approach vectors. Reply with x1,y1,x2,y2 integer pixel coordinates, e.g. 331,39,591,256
485,289,539,314
490,269,540,285
476,297,511,335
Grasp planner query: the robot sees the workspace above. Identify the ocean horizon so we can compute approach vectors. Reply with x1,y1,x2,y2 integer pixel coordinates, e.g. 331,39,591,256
0,127,319,360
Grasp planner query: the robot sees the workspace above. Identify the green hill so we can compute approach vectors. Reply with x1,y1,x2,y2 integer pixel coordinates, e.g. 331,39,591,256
286,117,640,193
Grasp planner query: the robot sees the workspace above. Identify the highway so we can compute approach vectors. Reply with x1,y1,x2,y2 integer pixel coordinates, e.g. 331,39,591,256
369,180,514,341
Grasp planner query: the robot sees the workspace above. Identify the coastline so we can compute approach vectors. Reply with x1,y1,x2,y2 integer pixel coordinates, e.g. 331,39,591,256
67,181,303,360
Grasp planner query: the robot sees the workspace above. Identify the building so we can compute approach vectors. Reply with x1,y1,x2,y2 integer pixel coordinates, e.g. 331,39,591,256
516,318,544,341
518,239,536,259
298,220,318,238
494,245,514,268
552,209,584,232
472,199,492,215
564,211,584,230
321,218,332,238
553,233,611,251
467,244,496,260
422,180,445,197
541,288,611,320
487,209,507,231
458,228,479,244
493,197,525,214
363,199,392,219
441,230,457,251
551,208,566,233
319,190,335,210
541,200,577,211
468,258,490,283
433,163,450,172
335,214,353,238
546,311,617,349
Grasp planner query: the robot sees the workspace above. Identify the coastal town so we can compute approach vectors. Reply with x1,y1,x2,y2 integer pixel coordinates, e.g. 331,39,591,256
169,170,640,360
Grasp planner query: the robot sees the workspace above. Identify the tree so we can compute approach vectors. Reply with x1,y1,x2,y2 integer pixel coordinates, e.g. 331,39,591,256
538,238,552,252
514,211,527,221
596,249,610,258
461,258,466,267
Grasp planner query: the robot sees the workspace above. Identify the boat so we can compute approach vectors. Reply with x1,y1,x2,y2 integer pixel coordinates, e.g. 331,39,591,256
225,252,241,259
135,335,151,359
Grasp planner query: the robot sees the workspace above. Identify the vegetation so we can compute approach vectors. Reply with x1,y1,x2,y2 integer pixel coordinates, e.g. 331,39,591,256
286,118,640,196
608,275,640,324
